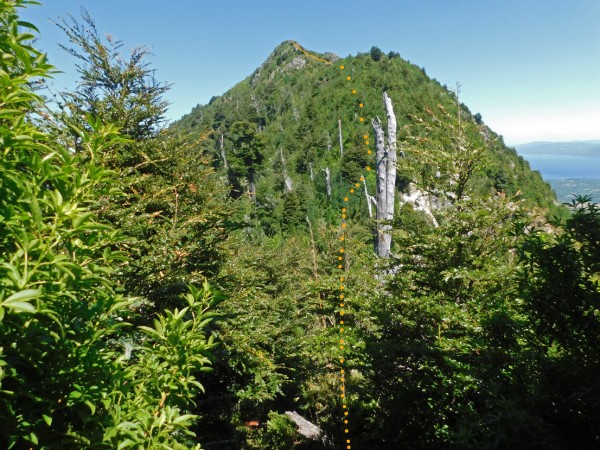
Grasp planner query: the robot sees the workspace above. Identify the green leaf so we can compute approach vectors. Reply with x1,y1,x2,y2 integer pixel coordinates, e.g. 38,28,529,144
17,21,40,33
28,432,39,445
84,400,96,415
30,195,42,227
172,414,198,425
1,262,24,288
53,189,63,207
2,289,39,313
0,108,22,118
117,439,136,449
68,390,82,400
73,212,93,228
42,414,52,426
2,300,35,313
138,325,163,339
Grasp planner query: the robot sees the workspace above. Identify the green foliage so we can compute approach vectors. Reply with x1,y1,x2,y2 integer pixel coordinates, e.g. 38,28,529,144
370,46,383,62
347,193,526,448
166,40,565,448
3,7,587,447
340,144,369,183
56,9,169,144
103,131,236,307
516,195,600,447
227,120,265,195
405,102,487,202
281,191,306,230
53,11,238,310
104,283,220,449
0,7,121,446
0,4,218,448
247,412,298,449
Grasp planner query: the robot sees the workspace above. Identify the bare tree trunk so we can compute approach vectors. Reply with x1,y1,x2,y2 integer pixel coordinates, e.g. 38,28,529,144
323,166,331,198
384,92,398,216
338,119,344,158
309,162,314,181
362,175,375,218
372,92,397,258
248,170,256,202
280,147,293,192
219,134,228,170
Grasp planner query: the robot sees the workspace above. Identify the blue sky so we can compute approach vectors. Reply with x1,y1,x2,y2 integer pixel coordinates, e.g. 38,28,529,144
22,0,600,145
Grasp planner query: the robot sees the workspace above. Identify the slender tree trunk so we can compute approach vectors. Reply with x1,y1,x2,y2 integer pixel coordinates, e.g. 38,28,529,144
309,162,314,181
372,92,397,258
338,119,344,158
248,170,256,202
362,175,375,218
219,134,228,170
323,166,331,198
280,147,293,192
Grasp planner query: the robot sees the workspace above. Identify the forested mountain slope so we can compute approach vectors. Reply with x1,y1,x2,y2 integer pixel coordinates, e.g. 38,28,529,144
172,40,557,236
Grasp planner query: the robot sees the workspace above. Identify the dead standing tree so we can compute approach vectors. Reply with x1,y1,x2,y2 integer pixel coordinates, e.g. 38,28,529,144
372,92,397,258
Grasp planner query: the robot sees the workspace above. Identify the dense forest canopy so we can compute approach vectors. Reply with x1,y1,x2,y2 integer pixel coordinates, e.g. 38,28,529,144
1,2,599,449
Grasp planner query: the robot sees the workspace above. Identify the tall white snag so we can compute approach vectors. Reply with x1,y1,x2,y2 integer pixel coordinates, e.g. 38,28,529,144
323,166,332,198
362,174,376,218
372,92,397,258
338,118,344,157
219,134,229,170
280,147,293,192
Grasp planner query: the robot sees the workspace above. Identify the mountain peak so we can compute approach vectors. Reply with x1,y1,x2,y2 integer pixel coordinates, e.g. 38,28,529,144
263,41,339,69
249,41,338,87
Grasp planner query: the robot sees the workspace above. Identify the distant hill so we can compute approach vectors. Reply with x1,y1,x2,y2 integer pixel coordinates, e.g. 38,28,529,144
515,141,600,179
516,141,600,158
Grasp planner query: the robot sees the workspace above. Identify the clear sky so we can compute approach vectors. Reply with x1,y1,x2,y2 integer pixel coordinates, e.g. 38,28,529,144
21,0,600,146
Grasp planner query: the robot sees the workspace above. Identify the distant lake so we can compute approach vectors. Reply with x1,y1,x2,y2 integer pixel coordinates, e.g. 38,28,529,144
520,154,600,179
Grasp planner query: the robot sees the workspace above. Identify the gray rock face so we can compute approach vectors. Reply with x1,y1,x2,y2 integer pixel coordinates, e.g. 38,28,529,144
323,52,340,62
282,56,307,71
